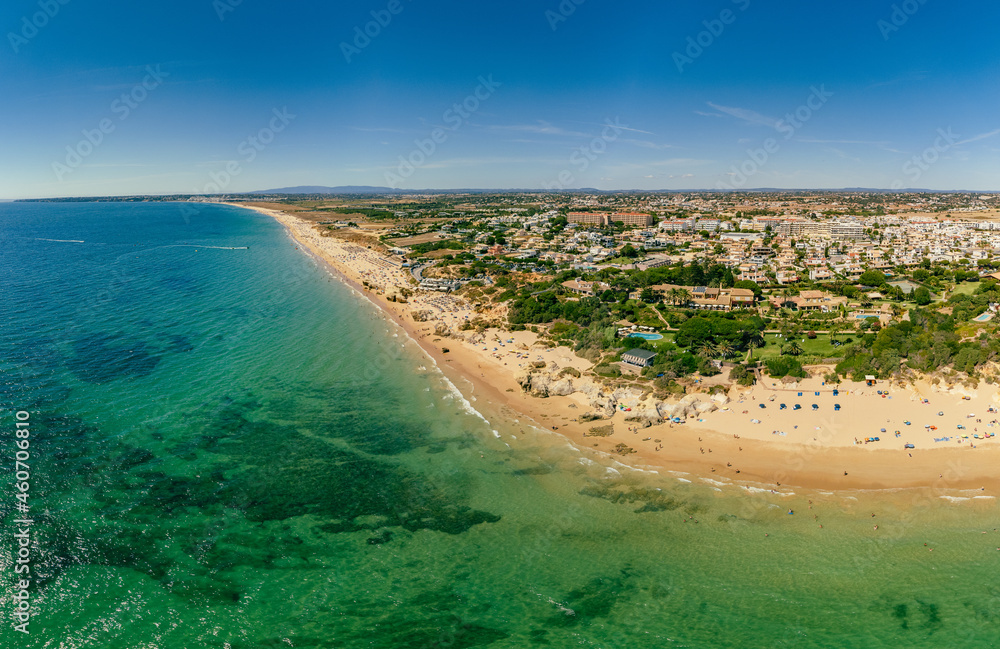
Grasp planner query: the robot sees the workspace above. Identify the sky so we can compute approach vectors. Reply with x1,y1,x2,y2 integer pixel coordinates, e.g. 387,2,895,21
2,0,999,198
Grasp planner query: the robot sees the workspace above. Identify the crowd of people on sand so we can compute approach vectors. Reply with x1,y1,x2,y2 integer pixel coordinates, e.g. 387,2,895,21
284,216,480,331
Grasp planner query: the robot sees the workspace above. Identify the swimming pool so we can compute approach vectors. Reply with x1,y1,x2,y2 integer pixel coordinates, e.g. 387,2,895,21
974,312,993,322
855,314,878,319
628,332,664,340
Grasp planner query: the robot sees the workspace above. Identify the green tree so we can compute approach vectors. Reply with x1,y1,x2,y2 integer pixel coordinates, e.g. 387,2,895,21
744,330,766,361
859,270,886,286
698,342,718,359
620,243,640,259
913,286,932,306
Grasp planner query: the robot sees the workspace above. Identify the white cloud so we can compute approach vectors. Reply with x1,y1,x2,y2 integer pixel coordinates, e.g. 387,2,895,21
623,139,673,150
705,102,778,128
957,129,1000,146
489,122,591,138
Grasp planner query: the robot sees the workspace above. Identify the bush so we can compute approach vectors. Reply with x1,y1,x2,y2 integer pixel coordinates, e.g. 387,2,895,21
594,364,621,378
729,364,756,386
806,331,817,339
765,355,808,379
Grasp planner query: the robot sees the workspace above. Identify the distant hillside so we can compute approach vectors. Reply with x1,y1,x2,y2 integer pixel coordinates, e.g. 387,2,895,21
250,185,400,194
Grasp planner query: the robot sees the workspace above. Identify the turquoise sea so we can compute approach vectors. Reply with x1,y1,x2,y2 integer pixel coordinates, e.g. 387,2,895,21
1,202,999,648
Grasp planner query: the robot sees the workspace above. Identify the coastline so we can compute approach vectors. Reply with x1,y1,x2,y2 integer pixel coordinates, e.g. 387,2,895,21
226,201,1000,495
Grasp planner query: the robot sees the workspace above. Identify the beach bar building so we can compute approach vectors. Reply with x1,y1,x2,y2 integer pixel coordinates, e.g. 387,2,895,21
622,349,657,368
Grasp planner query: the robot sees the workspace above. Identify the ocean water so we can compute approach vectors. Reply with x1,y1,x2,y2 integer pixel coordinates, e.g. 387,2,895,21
1,202,998,648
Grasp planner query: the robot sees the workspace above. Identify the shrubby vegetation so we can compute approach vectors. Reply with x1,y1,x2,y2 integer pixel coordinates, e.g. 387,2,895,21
835,301,1000,381
765,355,808,379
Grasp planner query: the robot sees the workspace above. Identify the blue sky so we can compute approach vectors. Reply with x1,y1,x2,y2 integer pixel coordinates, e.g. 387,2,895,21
2,0,999,198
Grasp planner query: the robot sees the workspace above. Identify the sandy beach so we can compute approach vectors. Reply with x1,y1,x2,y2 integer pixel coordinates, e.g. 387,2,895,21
228,201,1000,495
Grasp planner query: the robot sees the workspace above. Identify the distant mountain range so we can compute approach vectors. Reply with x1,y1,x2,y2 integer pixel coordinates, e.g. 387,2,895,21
250,185,401,194
10,188,999,202
247,186,999,195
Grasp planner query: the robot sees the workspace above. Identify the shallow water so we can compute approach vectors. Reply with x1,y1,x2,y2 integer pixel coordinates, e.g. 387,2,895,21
1,202,998,648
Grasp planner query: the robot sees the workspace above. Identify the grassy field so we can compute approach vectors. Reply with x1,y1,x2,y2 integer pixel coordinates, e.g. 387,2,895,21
951,281,982,296
643,331,846,363
754,333,845,361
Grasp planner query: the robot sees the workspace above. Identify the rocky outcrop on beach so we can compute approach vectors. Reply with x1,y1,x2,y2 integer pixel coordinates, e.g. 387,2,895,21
517,367,721,424
515,371,575,398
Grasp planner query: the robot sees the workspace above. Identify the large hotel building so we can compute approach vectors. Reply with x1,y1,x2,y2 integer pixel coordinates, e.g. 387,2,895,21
567,212,654,227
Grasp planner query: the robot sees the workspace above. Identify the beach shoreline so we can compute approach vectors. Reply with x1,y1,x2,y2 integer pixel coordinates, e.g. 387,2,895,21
225,201,1000,495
